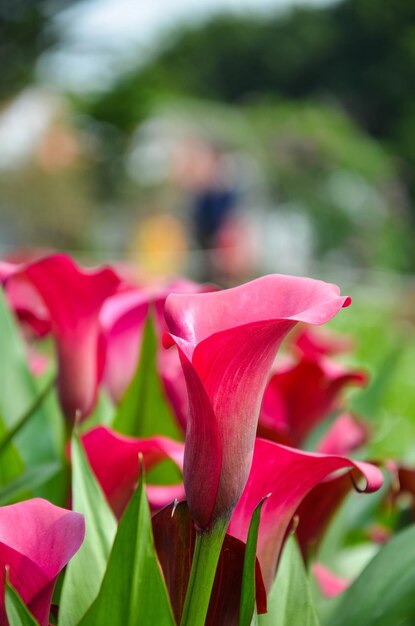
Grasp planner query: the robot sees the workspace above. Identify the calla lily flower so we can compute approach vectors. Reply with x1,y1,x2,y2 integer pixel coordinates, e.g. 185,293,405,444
0,498,84,625
317,413,368,456
81,426,185,517
229,438,383,590
293,326,354,360
312,563,350,598
295,469,362,559
1,260,51,339
164,274,352,530
259,356,367,447
100,289,149,402
8,254,121,420
100,279,213,424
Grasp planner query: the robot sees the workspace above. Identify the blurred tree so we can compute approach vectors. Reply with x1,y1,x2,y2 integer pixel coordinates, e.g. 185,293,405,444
83,0,415,197
0,0,80,101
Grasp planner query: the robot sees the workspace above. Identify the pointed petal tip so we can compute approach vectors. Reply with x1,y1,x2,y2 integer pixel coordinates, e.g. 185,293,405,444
162,332,176,349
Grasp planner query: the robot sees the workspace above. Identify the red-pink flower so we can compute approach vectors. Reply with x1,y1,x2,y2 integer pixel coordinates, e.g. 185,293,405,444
259,356,367,447
164,274,352,529
295,469,360,559
312,563,350,598
80,426,185,517
100,289,149,403
8,254,121,420
316,413,368,456
0,498,84,625
229,438,383,589
293,326,354,360
100,279,213,425
1,261,51,339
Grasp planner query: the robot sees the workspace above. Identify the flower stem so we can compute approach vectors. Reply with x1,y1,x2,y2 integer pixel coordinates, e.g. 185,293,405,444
180,516,229,626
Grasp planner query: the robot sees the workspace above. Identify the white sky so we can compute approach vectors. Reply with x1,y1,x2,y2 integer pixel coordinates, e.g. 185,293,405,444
38,0,335,93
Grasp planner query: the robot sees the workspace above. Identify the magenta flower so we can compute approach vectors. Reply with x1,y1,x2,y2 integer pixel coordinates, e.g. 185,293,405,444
316,412,368,455
293,326,353,360
1,260,51,339
259,355,367,447
295,469,361,559
80,426,185,517
100,289,149,403
163,274,352,529
312,563,350,598
100,279,213,424
0,498,84,625
229,438,383,589
9,254,121,420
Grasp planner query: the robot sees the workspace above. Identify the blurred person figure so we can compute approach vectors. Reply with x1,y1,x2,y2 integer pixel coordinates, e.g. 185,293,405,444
173,137,255,282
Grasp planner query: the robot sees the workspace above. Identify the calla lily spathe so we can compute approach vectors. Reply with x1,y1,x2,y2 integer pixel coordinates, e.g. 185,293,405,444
0,498,84,625
81,426,185,517
259,356,367,447
229,438,383,589
164,274,352,529
8,254,121,420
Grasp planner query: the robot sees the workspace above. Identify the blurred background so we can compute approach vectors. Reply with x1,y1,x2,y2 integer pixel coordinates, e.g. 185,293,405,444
1,0,415,470
3,0,415,584
1,0,415,286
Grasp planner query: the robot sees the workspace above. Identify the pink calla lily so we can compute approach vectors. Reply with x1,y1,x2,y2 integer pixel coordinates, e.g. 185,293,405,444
1,260,51,339
312,562,350,598
295,470,361,559
259,356,367,448
0,498,84,625
80,426,185,517
100,279,213,425
293,326,354,360
100,289,149,403
8,254,121,420
164,274,352,529
317,413,368,456
228,438,383,590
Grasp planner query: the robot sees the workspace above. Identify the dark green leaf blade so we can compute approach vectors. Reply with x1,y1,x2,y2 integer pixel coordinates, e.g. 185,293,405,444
58,434,117,626
326,524,415,626
239,495,269,626
5,579,39,626
259,536,320,626
79,463,175,626
112,313,182,441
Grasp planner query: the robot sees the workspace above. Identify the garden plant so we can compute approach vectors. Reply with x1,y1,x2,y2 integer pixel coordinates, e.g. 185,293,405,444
0,252,414,625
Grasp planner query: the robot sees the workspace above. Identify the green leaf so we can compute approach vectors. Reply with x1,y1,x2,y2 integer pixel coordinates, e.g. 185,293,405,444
5,579,39,626
80,390,114,431
259,536,320,626
0,412,24,487
79,463,175,626
112,313,182,442
0,376,54,456
326,524,415,626
58,433,117,626
239,496,269,626
0,462,61,505
0,290,59,464
351,341,403,418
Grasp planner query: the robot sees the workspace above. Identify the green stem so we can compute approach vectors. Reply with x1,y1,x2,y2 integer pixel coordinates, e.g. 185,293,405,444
0,376,55,455
180,516,229,626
